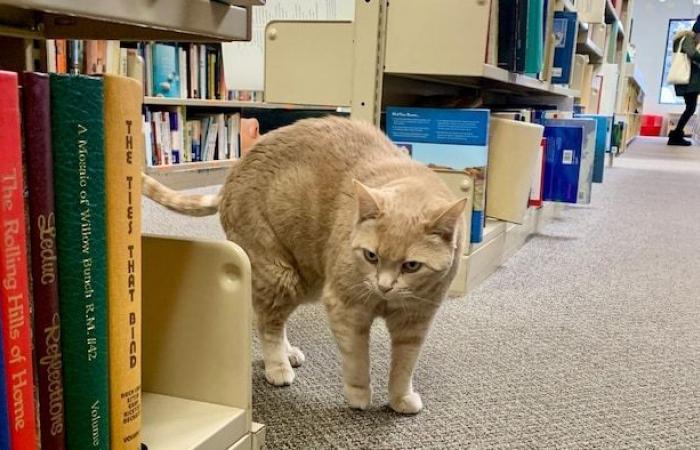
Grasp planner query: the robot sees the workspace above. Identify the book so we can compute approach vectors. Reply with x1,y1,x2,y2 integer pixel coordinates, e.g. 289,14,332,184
152,43,180,97
56,40,68,73
22,72,67,450
576,0,605,23
529,137,547,208
0,70,40,450
85,40,107,74
515,0,529,73
525,0,545,75
542,124,583,203
545,118,596,203
169,111,181,164
104,75,143,450
498,0,518,71
46,40,57,72
50,73,110,449
576,114,612,183
0,319,10,450
486,117,544,224
126,49,144,86
486,0,499,65
551,11,577,85
385,107,490,243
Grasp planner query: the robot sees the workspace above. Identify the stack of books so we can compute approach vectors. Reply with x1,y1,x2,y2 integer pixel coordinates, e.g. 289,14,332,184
0,71,143,449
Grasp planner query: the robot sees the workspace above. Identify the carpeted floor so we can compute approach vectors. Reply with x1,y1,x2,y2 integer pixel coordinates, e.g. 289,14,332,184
143,137,700,449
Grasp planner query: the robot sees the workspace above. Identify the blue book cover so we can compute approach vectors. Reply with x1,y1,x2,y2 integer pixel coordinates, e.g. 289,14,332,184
152,43,181,98
545,119,595,204
0,316,11,450
552,11,577,85
542,125,583,203
385,107,490,244
168,111,181,164
575,114,612,183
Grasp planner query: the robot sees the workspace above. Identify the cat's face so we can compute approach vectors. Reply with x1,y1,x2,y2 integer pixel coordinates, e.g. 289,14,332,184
350,181,466,302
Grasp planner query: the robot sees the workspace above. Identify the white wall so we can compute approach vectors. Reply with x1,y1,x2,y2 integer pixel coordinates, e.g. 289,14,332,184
632,0,700,116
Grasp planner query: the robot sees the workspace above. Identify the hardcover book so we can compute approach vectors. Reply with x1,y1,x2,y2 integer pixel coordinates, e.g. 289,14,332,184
50,73,110,449
542,124,583,203
22,72,67,450
385,107,490,243
529,137,547,208
575,114,612,183
498,0,518,71
152,43,181,98
551,11,577,85
525,0,545,75
0,319,10,449
545,118,596,204
515,0,529,73
0,71,39,450
104,75,143,450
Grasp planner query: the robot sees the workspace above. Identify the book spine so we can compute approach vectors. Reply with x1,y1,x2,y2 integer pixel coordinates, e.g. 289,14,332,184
0,71,39,450
0,318,11,449
497,0,517,71
22,72,67,450
199,45,206,100
104,75,143,450
169,111,181,164
50,73,110,449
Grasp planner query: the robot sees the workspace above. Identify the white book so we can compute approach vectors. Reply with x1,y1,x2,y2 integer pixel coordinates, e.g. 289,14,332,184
576,0,605,24
105,40,121,74
143,115,154,167
199,44,206,100
119,48,128,76
46,40,57,72
179,47,188,98
177,109,187,162
161,112,173,165
204,119,219,161
152,115,163,165
216,114,226,160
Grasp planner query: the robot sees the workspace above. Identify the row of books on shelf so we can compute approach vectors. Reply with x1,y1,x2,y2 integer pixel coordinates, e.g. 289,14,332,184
0,71,143,449
384,106,616,244
144,109,242,166
45,39,262,102
488,0,579,85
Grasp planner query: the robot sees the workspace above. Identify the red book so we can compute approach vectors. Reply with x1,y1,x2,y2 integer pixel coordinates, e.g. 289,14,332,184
22,72,66,450
0,71,39,449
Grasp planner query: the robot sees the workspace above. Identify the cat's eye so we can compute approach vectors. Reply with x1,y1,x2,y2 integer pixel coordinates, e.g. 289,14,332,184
402,261,422,273
363,249,379,264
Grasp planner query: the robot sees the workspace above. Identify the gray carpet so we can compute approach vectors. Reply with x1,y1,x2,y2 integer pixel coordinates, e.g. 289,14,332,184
143,138,700,449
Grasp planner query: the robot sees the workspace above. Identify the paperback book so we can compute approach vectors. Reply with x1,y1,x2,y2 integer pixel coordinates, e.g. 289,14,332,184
385,107,490,243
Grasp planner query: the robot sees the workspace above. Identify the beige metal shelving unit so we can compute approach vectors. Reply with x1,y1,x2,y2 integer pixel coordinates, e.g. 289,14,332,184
0,2,265,449
264,0,578,296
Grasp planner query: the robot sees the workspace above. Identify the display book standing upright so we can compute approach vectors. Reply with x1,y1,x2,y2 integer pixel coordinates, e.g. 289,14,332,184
384,107,490,244
551,10,578,85
542,117,597,204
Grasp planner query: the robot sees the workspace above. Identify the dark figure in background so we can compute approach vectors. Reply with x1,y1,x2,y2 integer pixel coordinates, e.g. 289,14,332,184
669,17,700,146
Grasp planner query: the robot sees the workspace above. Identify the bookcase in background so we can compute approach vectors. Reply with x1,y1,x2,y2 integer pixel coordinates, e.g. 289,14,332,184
0,2,265,449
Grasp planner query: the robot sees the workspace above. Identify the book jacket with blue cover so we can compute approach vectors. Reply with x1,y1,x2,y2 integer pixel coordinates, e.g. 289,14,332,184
552,11,577,85
575,114,612,183
385,107,490,244
545,119,596,204
542,125,583,204
152,43,181,98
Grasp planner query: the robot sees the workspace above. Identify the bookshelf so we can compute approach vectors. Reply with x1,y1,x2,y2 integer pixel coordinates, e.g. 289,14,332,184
0,2,265,449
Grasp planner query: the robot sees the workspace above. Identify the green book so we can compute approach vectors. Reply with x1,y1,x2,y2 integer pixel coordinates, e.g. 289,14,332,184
524,0,544,75
50,74,110,449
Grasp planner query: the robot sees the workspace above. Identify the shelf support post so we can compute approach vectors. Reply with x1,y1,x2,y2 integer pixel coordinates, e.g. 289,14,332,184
351,0,388,125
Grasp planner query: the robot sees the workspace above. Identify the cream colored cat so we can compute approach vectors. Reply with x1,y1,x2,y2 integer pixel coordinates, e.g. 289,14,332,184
143,116,466,414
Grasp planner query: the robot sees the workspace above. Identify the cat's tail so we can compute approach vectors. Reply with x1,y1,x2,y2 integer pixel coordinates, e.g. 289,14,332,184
142,173,221,217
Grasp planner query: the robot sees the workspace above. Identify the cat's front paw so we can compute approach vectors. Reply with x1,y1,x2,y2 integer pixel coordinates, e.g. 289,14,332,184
287,346,306,368
344,384,373,410
389,392,423,414
265,364,296,386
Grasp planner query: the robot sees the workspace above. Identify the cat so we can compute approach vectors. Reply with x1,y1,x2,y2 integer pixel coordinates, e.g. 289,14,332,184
143,116,467,414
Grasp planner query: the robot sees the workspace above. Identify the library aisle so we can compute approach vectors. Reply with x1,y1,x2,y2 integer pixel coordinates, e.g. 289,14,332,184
143,138,700,448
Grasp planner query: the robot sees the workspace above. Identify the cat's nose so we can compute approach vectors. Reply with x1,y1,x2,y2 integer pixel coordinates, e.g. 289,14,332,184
378,284,392,293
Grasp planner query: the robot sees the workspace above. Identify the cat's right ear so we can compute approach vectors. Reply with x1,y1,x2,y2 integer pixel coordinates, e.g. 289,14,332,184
353,180,382,222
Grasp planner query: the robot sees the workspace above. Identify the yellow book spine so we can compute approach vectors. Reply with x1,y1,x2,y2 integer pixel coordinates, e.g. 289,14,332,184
104,74,143,450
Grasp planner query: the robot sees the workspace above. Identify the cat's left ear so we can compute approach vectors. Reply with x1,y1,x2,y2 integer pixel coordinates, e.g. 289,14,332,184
353,180,383,222
429,197,468,241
